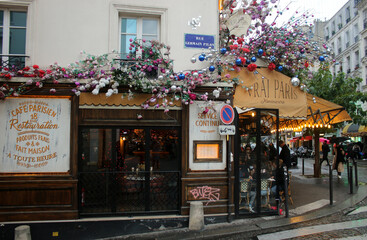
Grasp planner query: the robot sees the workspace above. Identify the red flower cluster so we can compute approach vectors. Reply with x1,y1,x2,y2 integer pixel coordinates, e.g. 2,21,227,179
268,63,276,71
189,93,197,100
247,63,257,72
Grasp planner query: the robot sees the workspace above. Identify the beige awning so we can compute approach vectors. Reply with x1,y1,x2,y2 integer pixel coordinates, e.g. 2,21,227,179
231,68,307,118
79,93,182,109
230,68,351,126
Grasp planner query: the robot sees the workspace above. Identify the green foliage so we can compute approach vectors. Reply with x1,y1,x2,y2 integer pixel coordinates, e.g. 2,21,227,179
307,67,367,125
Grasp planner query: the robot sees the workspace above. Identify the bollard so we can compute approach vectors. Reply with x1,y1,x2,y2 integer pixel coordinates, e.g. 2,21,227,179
189,201,204,230
354,159,358,187
302,158,305,175
329,163,333,205
14,225,31,240
349,165,353,194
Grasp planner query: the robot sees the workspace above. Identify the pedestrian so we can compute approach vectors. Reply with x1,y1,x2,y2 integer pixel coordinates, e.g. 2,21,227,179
332,142,345,179
320,141,330,166
279,140,291,171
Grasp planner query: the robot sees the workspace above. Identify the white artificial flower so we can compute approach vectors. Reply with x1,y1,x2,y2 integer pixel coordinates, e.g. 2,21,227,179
213,89,220,98
75,91,81,96
92,88,99,95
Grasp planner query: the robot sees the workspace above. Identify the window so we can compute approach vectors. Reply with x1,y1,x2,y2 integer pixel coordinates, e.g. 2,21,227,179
120,17,159,59
346,7,351,23
345,31,350,48
355,50,359,69
0,9,27,69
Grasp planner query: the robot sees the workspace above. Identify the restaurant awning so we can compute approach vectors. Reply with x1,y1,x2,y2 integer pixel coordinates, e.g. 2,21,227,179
341,123,367,137
231,68,351,126
232,68,307,119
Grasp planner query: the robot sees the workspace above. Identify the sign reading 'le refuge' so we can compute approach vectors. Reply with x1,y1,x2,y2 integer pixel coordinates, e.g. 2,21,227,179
0,97,71,173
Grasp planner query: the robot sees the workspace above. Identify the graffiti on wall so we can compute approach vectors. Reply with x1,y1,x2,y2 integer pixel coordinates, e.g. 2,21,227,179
189,186,220,205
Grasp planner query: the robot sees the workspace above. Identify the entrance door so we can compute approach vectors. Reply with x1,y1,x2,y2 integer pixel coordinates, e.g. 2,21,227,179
235,109,279,215
79,127,180,216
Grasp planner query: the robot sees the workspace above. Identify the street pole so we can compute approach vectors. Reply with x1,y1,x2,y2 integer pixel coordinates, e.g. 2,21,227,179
227,134,232,223
354,159,358,187
302,158,305,175
329,163,333,205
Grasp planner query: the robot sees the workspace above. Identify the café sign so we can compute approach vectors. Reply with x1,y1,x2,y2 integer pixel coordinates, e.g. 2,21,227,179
0,97,71,173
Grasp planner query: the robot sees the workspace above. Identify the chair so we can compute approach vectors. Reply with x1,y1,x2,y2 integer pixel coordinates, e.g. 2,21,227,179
239,179,251,210
260,179,271,208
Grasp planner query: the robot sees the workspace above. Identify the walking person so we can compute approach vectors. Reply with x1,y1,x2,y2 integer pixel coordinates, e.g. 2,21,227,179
320,141,330,166
333,142,345,179
279,140,291,171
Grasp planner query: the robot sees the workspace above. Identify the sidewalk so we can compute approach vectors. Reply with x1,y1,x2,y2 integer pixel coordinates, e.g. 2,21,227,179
1,159,366,240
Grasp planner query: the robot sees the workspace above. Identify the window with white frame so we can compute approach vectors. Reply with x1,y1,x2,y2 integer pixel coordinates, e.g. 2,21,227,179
120,17,159,59
0,9,27,69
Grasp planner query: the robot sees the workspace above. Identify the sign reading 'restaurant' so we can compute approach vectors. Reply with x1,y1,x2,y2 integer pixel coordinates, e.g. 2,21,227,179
0,97,71,173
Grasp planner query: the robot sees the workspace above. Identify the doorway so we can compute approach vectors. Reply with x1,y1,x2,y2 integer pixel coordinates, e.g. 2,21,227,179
78,127,181,216
235,108,280,215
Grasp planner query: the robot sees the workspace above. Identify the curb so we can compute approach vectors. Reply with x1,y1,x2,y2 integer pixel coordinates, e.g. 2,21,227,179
106,185,367,240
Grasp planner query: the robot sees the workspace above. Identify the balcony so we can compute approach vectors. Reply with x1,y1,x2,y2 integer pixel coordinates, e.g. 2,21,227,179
338,23,343,30
332,30,336,36
346,18,351,24
346,42,350,48
0,55,28,72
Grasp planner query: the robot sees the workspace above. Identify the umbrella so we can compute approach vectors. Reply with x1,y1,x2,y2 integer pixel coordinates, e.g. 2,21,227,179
319,138,330,144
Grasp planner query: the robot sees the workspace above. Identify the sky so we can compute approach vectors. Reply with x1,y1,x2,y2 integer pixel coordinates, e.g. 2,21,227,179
275,0,350,25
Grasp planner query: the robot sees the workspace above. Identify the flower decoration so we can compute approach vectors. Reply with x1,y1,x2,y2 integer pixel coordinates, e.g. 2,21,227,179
268,62,276,71
247,63,257,72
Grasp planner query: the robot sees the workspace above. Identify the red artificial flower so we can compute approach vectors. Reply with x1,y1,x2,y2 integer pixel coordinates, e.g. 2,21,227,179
268,63,276,71
240,57,246,65
237,38,243,45
39,70,45,75
46,69,52,74
23,66,30,71
33,65,39,69
242,48,250,53
189,93,197,100
304,62,309,68
5,74,12,79
247,63,257,72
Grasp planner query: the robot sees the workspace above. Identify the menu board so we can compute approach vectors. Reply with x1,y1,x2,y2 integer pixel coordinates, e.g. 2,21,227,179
0,97,71,173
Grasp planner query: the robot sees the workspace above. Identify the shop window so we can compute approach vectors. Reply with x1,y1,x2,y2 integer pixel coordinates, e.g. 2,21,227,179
0,9,27,70
193,140,223,163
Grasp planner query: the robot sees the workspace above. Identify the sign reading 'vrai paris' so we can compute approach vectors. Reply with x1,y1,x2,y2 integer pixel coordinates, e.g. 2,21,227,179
0,97,71,173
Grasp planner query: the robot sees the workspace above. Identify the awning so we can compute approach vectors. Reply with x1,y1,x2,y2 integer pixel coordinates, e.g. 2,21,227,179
231,68,307,119
342,123,367,137
79,93,182,109
306,94,352,125
230,68,351,126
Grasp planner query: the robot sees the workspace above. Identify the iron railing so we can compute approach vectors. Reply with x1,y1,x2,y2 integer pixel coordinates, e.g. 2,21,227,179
79,170,180,216
0,55,29,72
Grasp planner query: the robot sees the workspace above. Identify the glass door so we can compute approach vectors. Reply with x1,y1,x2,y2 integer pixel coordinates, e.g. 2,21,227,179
236,109,279,215
79,127,180,216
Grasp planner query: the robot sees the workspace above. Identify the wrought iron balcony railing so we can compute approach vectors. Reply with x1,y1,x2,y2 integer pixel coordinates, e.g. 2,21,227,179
0,55,29,72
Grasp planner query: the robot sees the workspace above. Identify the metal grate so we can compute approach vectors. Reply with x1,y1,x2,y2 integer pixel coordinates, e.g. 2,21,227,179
79,171,180,215
0,55,28,72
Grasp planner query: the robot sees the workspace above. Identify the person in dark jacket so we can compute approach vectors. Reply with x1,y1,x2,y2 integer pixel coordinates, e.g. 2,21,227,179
333,142,345,178
279,140,291,170
320,141,330,166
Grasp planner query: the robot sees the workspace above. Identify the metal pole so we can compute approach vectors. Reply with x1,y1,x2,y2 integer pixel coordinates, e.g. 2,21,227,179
302,158,305,175
283,167,289,218
346,159,350,183
227,134,232,222
354,159,358,187
349,164,353,194
329,163,333,205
